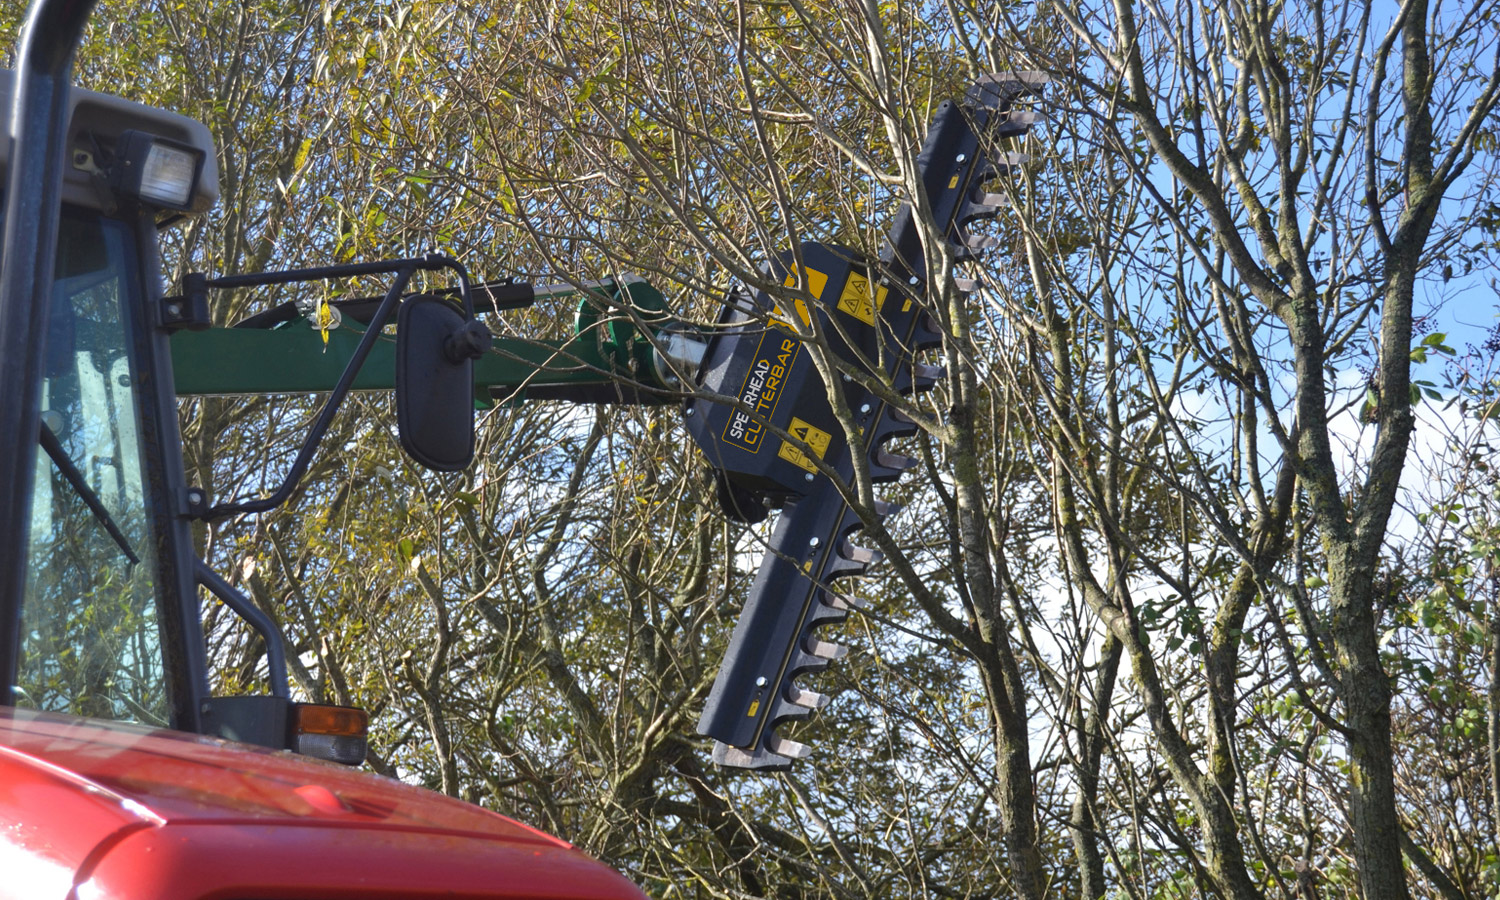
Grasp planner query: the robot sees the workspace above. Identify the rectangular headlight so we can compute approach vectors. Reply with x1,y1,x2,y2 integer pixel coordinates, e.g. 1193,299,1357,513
139,142,198,207
113,130,204,211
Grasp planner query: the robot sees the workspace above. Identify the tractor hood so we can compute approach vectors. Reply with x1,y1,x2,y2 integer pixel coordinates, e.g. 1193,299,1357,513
0,707,645,899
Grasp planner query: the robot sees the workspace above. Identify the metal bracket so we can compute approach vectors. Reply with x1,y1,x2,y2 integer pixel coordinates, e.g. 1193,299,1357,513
183,484,211,519
162,271,211,331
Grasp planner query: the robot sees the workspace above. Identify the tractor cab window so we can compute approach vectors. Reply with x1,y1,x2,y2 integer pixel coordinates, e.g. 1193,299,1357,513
14,210,168,725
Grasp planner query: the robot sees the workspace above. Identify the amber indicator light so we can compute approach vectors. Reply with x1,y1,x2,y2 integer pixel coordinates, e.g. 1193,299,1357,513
294,704,369,737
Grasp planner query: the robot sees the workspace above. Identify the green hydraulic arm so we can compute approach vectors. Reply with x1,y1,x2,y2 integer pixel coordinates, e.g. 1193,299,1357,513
171,277,681,404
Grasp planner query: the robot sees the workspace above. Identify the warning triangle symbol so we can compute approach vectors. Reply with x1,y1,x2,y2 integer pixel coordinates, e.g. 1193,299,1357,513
792,424,808,440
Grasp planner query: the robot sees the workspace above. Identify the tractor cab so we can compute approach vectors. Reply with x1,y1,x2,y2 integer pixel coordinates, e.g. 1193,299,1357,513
0,70,379,757
0,70,484,760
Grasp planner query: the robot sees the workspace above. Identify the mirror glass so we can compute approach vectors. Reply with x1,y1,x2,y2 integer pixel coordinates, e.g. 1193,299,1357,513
395,295,476,472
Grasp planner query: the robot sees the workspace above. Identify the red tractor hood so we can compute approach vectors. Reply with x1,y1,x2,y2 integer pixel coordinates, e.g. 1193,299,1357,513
0,708,645,900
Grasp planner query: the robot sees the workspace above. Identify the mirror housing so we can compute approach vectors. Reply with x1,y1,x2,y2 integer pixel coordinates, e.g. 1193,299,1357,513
395,295,488,471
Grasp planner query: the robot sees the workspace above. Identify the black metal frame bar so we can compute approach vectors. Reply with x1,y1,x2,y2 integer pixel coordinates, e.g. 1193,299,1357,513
0,0,99,701
132,206,214,730
195,561,289,699
190,254,474,706
204,254,475,315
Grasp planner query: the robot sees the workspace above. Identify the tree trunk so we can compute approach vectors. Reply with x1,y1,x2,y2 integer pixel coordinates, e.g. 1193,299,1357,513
1328,545,1412,900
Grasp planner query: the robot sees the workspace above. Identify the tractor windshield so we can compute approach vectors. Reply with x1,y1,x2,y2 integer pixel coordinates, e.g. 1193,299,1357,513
13,209,168,725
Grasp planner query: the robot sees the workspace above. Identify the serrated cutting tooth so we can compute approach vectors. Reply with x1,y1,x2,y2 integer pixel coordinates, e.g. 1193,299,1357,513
874,420,918,447
712,740,794,770
993,151,1029,172
953,276,980,294
871,449,918,481
804,638,848,660
876,449,918,470
1002,71,1052,89
872,409,919,443
796,647,833,671
839,540,883,566
824,592,868,611
963,232,1001,252
913,362,945,388
965,72,1050,109
872,498,901,517
903,312,943,352
806,597,850,627
965,78,1010,110
767,733,812,760
993,109,1041,137
967,152,1027,184
960,202,1001,222
895,363,942,394
949,228,1003,260
824,554,867,579
960,190,1009,222
806,603,849,627
787,649,830,674
786,685,830,709
768,694,817,724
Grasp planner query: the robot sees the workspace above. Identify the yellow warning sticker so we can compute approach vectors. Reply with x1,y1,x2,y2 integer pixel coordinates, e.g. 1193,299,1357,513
836,271,888,326
776,265,827,329
784,265,829,299
747,700,760,717
948,174,960,189
778,417,832,473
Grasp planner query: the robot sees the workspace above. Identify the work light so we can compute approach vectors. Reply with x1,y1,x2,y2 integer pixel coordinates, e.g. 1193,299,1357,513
111,129,204,211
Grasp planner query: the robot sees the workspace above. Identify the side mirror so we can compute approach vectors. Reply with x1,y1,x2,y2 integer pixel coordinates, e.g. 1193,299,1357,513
395,295,490,471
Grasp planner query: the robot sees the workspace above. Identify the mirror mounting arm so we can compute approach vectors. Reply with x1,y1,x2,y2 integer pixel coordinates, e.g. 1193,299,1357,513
192,254,473,521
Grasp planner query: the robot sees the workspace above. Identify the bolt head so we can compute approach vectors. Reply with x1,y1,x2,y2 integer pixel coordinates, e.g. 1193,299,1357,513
860,403,871,414
809,537,821,548
756,676,768,687
956,153,967,162
908,276,920,286
804,472,815,482
685,407,695,417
